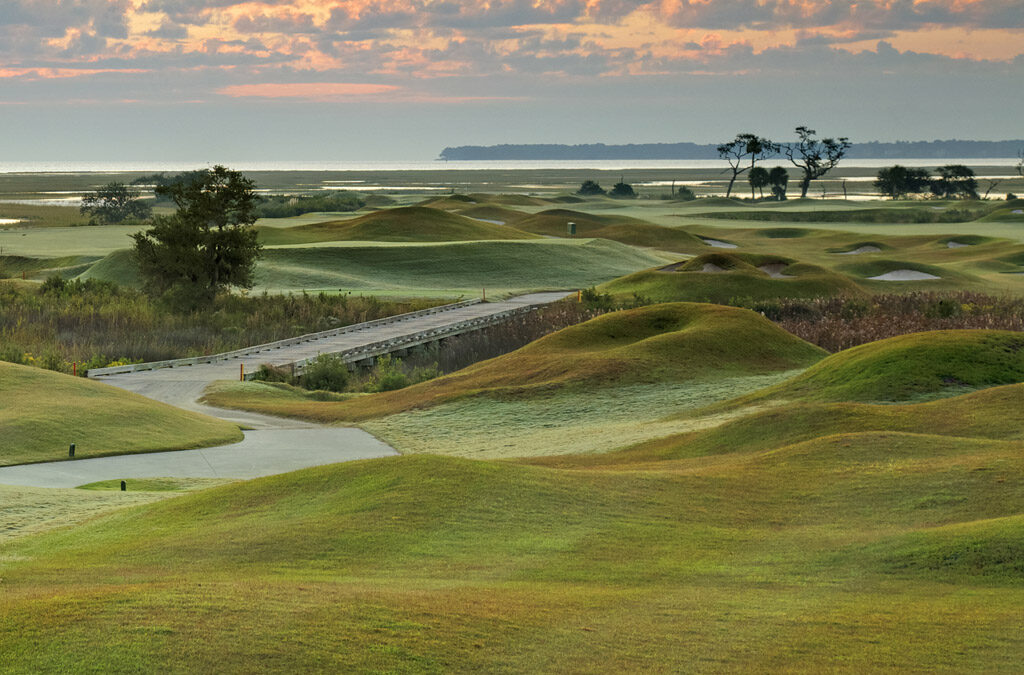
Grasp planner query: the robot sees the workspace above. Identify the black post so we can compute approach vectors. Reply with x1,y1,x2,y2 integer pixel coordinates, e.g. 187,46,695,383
69,443,75,458
120,480,126,492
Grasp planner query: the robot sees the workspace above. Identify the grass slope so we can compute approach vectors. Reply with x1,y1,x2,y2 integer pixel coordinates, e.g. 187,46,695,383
254,238,667,293
259,206,540,245
729,329,1024,406
0,361,242,465
600,252,865,303
203,302,826,422
6,432,1024,670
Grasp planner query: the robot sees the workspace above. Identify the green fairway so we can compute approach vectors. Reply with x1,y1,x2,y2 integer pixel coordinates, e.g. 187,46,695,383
253,238,670,294
0,361,242,466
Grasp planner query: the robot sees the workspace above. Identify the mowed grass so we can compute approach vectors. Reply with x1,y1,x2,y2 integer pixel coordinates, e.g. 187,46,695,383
601,252,866,303
203,302,826,423
257,206,540,245
724,329,1024,406
5,423,1024,671
0,361,242,466
253,238,669,294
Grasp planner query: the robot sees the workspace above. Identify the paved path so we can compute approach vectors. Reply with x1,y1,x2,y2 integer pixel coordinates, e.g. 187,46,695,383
0,429,396,488
1,292,570,488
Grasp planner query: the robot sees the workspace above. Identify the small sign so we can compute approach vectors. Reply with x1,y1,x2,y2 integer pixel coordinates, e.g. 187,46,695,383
567,222,576,236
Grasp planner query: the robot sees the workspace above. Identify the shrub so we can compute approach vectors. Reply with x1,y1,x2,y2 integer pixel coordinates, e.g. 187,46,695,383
365,354,410,392
300,353,350,392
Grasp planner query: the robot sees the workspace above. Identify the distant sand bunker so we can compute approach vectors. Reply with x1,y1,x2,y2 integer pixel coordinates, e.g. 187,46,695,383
1012,209,1023,215
759,264,793,279
946,241,969,248
469,217,506,225
702,238,737,249
837,245,881,255
702,263,727,273
869,270,940,281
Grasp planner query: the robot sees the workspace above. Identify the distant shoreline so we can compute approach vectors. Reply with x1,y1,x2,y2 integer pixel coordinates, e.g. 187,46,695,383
440,140,1024,162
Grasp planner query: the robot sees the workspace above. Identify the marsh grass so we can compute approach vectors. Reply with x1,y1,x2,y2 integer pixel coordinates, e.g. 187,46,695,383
0,279,440,372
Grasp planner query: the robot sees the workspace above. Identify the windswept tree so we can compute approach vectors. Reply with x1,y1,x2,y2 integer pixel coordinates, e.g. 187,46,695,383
930,165,979,200
576,180,606,196
874,165,931,199
784,126,851,198
768,167,789,201
131,165,262,308
608,178,637,199
748,167,770,199
80,182,152,225
717,133,779,199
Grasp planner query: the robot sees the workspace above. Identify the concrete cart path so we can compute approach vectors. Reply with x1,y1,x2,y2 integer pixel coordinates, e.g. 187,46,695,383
0,292,572,488
0,428,398,489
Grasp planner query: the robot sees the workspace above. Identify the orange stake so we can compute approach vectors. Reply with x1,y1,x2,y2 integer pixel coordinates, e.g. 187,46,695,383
240,363,244,381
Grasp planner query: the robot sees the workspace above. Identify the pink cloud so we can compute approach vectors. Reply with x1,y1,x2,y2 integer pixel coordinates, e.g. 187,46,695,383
217,81,400,98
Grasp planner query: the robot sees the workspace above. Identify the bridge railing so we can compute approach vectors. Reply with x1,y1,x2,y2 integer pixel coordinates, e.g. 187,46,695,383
87,298,482,378
274,303,537,378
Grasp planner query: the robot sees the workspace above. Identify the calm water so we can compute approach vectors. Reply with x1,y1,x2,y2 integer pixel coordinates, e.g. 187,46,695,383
0,158,1018,174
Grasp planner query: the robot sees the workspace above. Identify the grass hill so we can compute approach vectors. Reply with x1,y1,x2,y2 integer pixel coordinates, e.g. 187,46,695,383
0,361,241,465
722,329,1024,406
76,249,142,287
254,238,666,294
203,302,826,421
514,208,653,236
258,206,540,245
600,252,865,303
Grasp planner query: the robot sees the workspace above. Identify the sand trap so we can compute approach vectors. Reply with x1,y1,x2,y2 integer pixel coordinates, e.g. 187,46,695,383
869,270,940,281
469,217,506,225
837,245,881,255
759,263,793,279
0,218,21,225
702,263,727,273
946,241,970,248
702,238,737,249
1012,209,1023,215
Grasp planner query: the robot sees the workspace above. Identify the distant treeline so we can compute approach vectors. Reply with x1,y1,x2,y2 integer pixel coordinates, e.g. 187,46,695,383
439,140,1024,161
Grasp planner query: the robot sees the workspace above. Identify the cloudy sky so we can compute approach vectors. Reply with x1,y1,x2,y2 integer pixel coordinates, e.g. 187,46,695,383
1,0,1022,162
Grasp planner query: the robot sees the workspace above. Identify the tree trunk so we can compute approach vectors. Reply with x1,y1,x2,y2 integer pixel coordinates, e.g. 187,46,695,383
799,175,812,198
725,173,737,199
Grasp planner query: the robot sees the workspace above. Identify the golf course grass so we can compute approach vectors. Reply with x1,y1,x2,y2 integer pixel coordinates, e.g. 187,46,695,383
0,361,242,466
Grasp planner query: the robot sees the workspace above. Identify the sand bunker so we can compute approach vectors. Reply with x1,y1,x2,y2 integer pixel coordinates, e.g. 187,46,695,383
837,245,881,255
469,217,506,225
702,238,737,249
759,263,794,279
946,241,970,248
1012,209,1023,215
702,263,727,273
869,270,940,281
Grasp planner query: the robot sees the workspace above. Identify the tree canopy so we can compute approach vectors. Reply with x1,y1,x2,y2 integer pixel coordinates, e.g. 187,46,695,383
874,165,931,199
80,182,152,225
576,180,606,196
930,165,979,200
785,126,851,198
131,166,262,307
717,133,778,199
608,180,636,199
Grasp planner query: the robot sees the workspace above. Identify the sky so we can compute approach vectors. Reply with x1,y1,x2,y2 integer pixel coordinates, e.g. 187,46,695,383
1,0,1022,162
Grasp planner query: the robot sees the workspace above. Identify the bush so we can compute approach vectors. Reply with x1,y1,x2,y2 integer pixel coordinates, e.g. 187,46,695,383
576,180,605,196
365,355,410,392
301,353,350,392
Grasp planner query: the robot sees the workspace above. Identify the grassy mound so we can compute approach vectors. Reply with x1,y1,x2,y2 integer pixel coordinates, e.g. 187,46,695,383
731,330,1024,405
600,254,864,303
616,383,1024,462
871,514,1024,582
255,238,666,293
514,208,653,236
263,206,539,244
204,303,825,421
0,361,242,465
76,249,142,287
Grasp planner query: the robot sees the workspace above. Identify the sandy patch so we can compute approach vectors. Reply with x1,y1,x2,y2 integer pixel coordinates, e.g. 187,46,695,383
1012,209,1023,215
759,263,793,279
0,218,21,226
946,241,970,248
702,263,727,273
837,245,881,255
469,217,505,225
869,269,940,281
702,238,737,249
